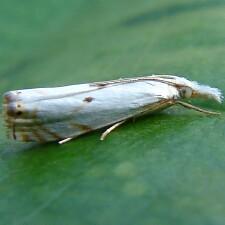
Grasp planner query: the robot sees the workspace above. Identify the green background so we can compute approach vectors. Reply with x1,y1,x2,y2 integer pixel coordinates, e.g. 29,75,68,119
1,0,225,224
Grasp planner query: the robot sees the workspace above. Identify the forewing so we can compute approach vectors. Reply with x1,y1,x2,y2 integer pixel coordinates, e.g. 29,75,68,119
3,79,177,142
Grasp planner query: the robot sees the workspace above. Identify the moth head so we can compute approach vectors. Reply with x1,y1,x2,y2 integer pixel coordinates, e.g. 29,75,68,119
153,75,223,103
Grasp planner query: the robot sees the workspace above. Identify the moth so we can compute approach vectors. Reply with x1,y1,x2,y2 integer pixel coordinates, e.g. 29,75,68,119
3,75,223,144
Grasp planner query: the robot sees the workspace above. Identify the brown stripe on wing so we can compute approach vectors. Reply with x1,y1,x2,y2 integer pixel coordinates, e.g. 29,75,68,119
11,125,57,142
31,129,46,142
40,126,64,141
5,123,25,141
71,123,93,132
138,99,174,116
20,133,31,142
10,125,41,142
91,76,184,89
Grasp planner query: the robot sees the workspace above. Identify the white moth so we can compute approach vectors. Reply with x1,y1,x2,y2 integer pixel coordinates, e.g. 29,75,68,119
3,75,223,144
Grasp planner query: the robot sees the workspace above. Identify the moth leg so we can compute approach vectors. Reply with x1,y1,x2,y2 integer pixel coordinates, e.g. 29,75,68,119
58,137,73,144
100,120,126,141
176,101,220,115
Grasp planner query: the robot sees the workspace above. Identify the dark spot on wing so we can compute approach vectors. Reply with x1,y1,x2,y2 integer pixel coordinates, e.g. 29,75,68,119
16,111,22,116
16,104,23,116
83,96,94,103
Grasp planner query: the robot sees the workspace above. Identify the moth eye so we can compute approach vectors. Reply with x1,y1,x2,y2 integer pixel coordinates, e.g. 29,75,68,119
180,87,192,98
